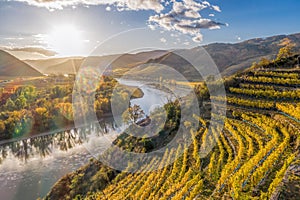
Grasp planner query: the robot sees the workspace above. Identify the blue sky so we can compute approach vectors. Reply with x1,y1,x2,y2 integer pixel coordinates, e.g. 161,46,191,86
0,0,299,58
207,0,300,42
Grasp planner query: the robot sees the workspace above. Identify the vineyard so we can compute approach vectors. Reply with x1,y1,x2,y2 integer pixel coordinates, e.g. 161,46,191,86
47,56,300,200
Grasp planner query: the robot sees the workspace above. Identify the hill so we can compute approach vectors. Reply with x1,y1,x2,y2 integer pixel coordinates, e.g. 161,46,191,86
0,50,42,77
46,54,300,199
205,32,300,75
127,33,300,80
25,50,166,75
24,57,83,74
24,33,300,79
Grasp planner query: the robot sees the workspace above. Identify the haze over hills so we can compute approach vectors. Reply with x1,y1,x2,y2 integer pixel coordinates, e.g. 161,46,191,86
19,32,300,78
27,57,84,75
0,50,42,77
24,51,167,75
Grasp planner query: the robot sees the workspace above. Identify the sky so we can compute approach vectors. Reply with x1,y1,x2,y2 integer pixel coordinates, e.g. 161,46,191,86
0,0,299,58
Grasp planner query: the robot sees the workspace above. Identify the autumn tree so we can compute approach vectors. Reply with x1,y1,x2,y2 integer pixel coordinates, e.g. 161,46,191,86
0,121,5,134
276,39,296,61
259,57,271,66
34,107,51,131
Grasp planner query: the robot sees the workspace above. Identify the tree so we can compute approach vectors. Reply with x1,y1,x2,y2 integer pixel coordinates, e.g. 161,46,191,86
34,107,51,131
0,121,5,134
250,62,259,69
51,86,68,99
5,98,15,111
122,104,145,125
23,86,37,103
276,40,296,61
258,57,270,66
15,86,36,103
56,102,73,121
15,95,27,110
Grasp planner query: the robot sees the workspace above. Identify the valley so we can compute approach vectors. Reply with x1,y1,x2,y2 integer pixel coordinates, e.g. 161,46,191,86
0,33,300,200
1,1,300,200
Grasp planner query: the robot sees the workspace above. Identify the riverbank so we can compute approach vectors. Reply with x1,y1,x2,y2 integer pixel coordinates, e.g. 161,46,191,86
120,84,144,99
0,79,170,200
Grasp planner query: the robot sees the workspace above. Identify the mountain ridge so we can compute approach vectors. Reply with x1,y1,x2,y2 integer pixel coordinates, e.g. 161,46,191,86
0,50,43,77
21,32,300,78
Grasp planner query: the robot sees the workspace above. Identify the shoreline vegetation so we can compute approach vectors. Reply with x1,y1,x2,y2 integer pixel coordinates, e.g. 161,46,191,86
0,76,146,167
0,76,143,142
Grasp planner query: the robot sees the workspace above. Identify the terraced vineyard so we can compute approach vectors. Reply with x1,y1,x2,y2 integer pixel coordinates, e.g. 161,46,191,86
48,56,300,200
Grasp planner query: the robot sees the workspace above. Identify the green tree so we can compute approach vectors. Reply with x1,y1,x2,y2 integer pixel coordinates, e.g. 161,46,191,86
23,86,37,102
5,98,15,111
15,95,27,110
51,86,68,99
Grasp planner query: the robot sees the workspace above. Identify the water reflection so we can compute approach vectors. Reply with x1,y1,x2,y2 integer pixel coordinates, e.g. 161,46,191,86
0,79,174,200
0,120,115,165
0,80,173,165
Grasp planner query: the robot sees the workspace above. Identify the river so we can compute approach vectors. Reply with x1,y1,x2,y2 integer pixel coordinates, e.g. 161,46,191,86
0,79,172,200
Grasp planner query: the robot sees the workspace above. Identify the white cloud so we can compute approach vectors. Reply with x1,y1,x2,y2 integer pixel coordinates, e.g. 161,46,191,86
1,46,57,56
160,37,167,43
11,0,225,43
202,1,211,6
148,24,157,30
212,5,221,12
192,34,203,42
149,1,225,42
183,41,190,45
13,0,164,12
123,0,164,12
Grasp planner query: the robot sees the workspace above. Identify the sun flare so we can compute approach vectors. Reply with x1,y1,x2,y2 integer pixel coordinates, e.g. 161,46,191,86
46,24,84,56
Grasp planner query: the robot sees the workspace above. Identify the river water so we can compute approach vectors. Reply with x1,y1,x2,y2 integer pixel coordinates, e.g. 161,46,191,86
0,79,172,200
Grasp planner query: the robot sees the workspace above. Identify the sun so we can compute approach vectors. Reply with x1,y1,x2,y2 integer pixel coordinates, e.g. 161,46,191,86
46,24,84,56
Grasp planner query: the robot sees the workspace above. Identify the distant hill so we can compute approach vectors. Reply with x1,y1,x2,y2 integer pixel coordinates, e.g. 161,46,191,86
24,33,300,78
0,50,42,77
25,51,166,75
204,32,300,76
127,52,202,81
129,33,300,80
24,57,83,74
